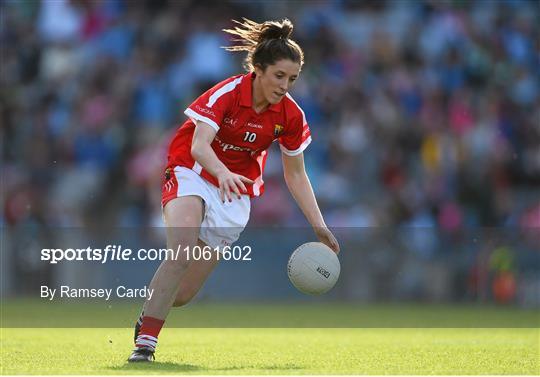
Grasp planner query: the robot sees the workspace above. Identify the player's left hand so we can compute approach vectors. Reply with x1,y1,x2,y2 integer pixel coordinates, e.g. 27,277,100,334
314,227,340,254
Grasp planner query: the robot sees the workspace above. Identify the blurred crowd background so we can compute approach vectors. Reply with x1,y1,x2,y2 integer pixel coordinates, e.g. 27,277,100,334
1,0,539,306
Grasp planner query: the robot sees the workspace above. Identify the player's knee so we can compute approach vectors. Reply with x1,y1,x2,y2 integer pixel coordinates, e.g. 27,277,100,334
172,288,196,307
167,259,192,274
161,250,192,272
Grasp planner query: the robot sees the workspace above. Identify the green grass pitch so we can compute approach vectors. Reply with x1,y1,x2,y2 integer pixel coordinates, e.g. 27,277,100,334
1,302,538,375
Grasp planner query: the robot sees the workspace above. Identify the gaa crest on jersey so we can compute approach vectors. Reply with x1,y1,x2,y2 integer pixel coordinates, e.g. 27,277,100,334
165,167,172,180
223,117,238,127
274,124,284,137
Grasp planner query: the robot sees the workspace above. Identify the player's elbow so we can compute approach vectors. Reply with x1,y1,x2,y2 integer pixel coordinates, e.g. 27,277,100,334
191,142,201,161
191,137,212,161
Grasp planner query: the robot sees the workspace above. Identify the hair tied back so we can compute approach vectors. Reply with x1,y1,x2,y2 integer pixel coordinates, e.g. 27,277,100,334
223,18,304,72
259,19,294,42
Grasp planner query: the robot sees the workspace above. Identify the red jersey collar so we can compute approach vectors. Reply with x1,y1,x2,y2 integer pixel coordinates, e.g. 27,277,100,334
240,72,281,113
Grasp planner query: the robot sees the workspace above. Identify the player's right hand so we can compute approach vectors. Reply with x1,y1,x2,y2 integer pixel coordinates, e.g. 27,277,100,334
216,170,254,202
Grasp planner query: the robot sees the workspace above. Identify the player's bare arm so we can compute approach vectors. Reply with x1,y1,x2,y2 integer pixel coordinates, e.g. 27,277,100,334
282,152,340,253
191,121,254,202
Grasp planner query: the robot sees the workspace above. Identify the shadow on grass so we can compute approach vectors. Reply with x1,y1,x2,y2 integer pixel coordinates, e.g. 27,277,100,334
212,363,303,371
110,362,201,372
111,361,303,373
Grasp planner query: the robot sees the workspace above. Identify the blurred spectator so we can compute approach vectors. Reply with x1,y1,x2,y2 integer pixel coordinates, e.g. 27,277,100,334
1,0,538,240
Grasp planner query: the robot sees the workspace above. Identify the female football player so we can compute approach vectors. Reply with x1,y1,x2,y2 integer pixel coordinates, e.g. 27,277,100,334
129,18,340,362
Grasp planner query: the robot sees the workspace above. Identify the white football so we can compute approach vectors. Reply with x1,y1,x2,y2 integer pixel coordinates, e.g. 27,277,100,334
287,242,340,295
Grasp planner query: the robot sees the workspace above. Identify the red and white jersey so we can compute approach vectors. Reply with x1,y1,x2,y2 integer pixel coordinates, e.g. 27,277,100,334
167,72,312,197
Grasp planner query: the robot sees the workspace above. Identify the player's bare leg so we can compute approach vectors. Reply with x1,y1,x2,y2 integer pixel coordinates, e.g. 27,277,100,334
171,240,220,307
129,196,204,362
134,239,219,341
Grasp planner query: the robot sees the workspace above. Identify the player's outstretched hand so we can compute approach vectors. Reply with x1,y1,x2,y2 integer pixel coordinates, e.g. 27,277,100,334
216,170,254,202
314,227,340,254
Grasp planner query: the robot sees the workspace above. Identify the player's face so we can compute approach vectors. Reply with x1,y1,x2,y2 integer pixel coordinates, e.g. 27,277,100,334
255,59,301,105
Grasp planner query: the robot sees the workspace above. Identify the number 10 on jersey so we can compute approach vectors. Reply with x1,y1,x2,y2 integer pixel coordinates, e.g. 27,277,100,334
244,132,257,143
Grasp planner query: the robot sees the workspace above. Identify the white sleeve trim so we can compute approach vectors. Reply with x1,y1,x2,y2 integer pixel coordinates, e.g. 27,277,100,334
280,136,312,156
285,93,307,126
184,108,220,132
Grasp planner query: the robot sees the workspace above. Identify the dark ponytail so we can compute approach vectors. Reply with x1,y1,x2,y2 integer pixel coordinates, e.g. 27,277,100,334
223,18,304,72
259,19,293,41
